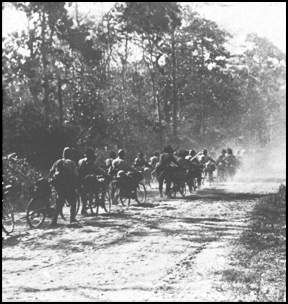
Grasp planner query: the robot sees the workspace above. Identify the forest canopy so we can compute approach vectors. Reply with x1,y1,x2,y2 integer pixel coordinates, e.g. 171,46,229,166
2,2,286,169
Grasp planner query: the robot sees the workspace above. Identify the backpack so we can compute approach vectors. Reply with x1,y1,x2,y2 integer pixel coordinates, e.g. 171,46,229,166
79,158,93,179
53,159,77,190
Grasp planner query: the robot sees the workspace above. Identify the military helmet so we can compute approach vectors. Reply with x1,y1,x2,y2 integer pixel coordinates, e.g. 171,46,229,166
118,149,125,158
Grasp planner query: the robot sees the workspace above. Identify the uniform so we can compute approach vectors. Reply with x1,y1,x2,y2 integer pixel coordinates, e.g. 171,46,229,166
50,157,78,225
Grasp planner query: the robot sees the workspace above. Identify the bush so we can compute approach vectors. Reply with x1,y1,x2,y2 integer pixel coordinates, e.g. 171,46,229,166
223,184,286,302
3,153,43,211
3,101,79,170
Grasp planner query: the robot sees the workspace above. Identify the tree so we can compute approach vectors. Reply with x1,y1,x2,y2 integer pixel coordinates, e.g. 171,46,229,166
111,2,182,148
237,33,286,146
3,2,285,168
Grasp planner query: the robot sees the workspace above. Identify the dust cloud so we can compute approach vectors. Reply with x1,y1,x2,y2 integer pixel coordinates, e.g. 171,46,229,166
234,140,286,184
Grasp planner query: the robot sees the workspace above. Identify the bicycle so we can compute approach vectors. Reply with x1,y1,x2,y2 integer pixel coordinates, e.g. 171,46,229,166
26,178,80,229
2,184,15,235
80,174,112,215
170,180,187,198
110,172,147,207
165,167,187,198
135,166,153,188
186,169,202,193
203,162,216,185
216,161,226,182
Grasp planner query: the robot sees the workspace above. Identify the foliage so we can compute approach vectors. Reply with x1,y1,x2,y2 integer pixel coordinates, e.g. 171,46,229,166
237,34,286,146
3,98,79,169
222,185,286,302
3,153,42,211
2,2,286,169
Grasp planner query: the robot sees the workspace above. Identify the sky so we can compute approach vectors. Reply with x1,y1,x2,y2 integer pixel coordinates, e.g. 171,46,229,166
195,2,286,53
2,2,286,53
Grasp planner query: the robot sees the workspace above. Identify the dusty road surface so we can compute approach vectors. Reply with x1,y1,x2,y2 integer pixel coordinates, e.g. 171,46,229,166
2,180,282,302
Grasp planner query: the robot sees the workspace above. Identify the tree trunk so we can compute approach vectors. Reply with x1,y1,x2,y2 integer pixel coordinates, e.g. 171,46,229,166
199,41,205,139
75,2,80,26
148,38,164,150
120,33,129,147
171,29,178,142
106,16,111,78
58,76,63,126
41,10,49,124
156,93,164,150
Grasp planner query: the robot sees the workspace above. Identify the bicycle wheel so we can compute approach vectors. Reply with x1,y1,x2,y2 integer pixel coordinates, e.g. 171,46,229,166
115,187,130,207
75,197,81,215
167,181,177,198
170,187,177,198
120,195,130,207
109,181,117,205
112,186,121,205
26,198,46,229
179,183,186,198
136,183,147,204
2,200,15,234
60,201,68,221
102,189,112,213
87,193,99,215
95,193,105,216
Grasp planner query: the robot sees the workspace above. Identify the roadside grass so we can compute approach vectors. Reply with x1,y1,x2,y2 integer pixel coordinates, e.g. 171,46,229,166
222,184,286,302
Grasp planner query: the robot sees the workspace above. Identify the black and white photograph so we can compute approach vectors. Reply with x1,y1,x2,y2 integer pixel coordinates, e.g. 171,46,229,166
2,2,286,302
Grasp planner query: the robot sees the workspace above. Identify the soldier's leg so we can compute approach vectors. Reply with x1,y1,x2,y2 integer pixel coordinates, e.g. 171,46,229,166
51,193,65,226
80,187,88,215
197,175,202,188
165,173,172,197
68,192,77,223
157,172,164,197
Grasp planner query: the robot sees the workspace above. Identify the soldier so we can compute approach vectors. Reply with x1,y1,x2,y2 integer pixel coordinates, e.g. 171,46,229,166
49,147,79,226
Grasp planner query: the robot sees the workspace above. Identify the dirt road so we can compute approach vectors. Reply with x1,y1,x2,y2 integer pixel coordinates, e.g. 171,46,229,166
2,180,282,302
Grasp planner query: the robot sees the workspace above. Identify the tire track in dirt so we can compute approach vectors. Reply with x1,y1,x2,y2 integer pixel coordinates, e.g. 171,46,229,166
2,182,280,301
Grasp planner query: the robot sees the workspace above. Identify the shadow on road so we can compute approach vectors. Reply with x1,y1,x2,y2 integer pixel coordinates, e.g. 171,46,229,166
2,186,270,252
185,188,267,202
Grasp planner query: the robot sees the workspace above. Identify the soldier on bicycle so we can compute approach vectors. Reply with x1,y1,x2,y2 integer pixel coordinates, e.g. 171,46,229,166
111,149,142,200
78,148,107,216
224,148,237,180
49,147,79,226
185,150,203,191
155,145,180,198
105,151,117,172
134,152,151,169
216,149,227,182
149,152,160,169
134,152,153,186
111,149,133,174
199,149,216,183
